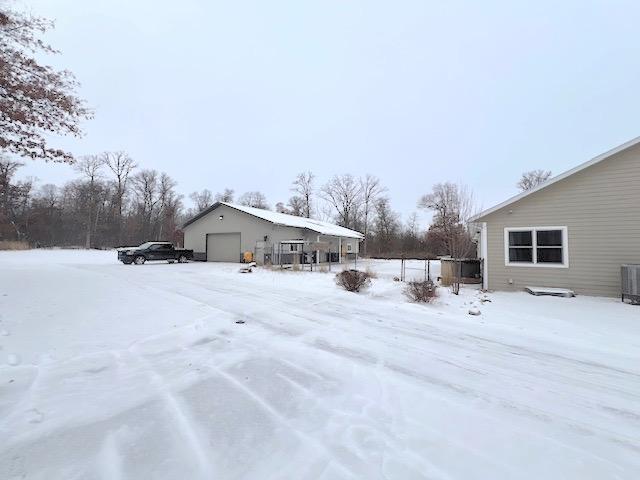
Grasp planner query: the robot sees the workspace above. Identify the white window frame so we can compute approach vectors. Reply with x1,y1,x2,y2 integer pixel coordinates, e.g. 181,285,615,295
346,243,353,252
504,226,568,268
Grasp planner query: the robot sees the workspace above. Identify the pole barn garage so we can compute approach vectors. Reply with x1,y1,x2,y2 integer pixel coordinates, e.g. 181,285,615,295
182,202,363,265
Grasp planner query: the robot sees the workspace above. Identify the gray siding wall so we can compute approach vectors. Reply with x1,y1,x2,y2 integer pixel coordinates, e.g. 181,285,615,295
183,204,360,261
481,144,640,297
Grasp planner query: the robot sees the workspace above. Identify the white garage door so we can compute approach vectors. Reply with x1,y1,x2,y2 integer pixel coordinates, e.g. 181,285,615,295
206,233,241,262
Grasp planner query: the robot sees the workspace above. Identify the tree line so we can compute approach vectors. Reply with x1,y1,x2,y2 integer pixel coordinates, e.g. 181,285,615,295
0,153,181,248
0,153,447,257
2,148,554,258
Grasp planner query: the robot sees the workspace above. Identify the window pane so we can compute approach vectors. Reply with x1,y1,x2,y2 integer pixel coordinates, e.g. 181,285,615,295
509,247,533,262
508,231,532,246
537,230,562,246
537,248,563,263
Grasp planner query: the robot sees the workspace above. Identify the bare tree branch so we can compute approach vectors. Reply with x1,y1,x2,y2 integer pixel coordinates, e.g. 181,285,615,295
517,169,552,191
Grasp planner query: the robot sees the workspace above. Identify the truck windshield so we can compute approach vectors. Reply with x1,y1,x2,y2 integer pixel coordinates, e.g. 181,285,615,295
138,242,164,249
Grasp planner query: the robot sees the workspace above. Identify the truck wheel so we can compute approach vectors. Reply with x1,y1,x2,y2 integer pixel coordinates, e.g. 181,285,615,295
178,255,187,263
134,255,146,265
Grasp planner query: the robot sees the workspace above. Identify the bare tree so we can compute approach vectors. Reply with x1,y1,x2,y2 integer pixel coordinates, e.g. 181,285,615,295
238,191,269,209
131,169,160,240
214,188,234,203
0,8,92,162
372,197,400,254
38,184,58,209
189,189,213,212
314,202,335,222
418,182,477,294
275,202,289,214
402,212,422,254
157,173,182,240
320,174,362,230
101,151,136,244
359,174,386,256
291,171,314,218
517,169,552,191
287,196,304,216
74,155,103,248
0,156,28,239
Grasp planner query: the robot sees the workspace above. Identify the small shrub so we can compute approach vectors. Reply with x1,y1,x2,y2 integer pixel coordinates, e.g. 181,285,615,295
404,280,438,303
335,269,371,292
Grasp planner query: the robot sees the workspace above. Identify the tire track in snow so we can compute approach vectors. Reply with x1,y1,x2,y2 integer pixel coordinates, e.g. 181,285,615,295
139,268,640,396
142,271,640,438
92,264,640,470
98,432,124,480
202,363,362,480
130,347,218,479
275,372,453,480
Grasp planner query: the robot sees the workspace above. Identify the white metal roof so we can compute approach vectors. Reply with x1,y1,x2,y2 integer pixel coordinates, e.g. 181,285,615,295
471,135,640,221
183,202,363,239
222,203,363,238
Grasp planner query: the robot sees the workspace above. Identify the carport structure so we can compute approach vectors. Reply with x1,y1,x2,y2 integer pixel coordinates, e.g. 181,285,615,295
182,202,363,265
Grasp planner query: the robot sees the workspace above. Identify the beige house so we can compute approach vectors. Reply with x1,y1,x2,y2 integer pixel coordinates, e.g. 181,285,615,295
472,136,640,297
182,202,363,264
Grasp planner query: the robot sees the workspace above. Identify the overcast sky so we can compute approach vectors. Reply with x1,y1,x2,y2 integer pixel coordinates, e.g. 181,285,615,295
15,0,640,225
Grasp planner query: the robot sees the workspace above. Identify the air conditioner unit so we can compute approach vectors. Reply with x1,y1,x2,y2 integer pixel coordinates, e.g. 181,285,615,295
621,264,640,304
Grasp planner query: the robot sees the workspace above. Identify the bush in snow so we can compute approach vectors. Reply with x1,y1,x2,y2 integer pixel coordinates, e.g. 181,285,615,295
404,280,438,303
335,269,372,292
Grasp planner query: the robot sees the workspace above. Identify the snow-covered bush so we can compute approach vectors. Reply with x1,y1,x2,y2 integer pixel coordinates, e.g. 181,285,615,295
404,280,438,303
335,269,372,292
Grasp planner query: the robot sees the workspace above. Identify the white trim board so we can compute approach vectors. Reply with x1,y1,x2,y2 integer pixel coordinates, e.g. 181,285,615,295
471,135,640,221
480,222,488,290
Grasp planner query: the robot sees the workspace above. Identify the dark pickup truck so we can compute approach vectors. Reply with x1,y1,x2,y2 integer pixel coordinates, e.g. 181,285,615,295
117,242,194,265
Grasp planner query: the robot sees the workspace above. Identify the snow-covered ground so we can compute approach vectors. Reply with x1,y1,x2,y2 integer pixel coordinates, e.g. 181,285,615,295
0,250,639,479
